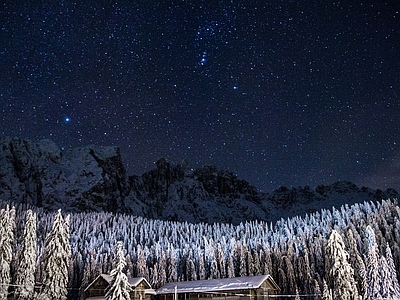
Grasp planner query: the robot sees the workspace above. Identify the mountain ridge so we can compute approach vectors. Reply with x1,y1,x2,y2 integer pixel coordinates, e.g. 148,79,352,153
0,137,397,224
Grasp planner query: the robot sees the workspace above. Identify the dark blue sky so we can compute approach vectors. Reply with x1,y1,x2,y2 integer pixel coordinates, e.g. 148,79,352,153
1,0,399,192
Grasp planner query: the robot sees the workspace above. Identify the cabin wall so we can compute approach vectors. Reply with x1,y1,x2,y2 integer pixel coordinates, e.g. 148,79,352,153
87,279,108,297
258,281,278,297
130,282,152,300
157,287,275,300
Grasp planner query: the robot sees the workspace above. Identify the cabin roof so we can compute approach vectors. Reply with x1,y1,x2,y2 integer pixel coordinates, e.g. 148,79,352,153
156,275,280,295
84,274,151,292
128,276,152,288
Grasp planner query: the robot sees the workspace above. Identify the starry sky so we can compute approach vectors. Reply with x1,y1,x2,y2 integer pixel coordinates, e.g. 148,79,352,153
1,0,399,192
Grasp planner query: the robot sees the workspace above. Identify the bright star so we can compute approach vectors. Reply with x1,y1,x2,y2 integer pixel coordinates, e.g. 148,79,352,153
199,51,207,65
65,117,71,123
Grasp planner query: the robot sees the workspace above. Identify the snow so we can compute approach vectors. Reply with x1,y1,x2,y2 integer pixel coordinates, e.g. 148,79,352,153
1,137,398,225
156,275,276,294
129,277,151,288
38,210,71,300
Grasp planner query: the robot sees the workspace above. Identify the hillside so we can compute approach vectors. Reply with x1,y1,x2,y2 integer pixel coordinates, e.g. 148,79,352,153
1,197,399,299
0,137,397,224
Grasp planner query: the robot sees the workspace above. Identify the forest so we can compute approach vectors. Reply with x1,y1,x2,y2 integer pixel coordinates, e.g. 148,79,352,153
1,198,400,299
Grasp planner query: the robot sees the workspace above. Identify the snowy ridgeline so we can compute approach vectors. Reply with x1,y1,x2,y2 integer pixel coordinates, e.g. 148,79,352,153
1,137,398,226
1,198,400,299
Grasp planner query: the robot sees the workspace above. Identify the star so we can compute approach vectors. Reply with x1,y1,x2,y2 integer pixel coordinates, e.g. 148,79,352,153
199,51,207,66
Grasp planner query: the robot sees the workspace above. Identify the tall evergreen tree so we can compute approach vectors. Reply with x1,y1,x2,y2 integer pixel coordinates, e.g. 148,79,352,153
153,253,167,287
79,251,101,300
0,205,15,300
105,241,132,300
166,248,178,283
379,255,391,299
186,258,197,281
295,287,300,300
382,243,400,298
280,256,296,294
277,268,287,295
321,280,333,300
226,254,235,278
216,243,226,278
345,228,366,297
38,210,71,300
135,245,148,279
15,210,37,299
198,253,206,280
325,230,359,300
312,279,322,300
365,225,382,299
262,247,273,276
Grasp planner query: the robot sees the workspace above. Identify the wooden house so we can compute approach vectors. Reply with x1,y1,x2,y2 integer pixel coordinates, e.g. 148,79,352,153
85,274,155,300
156,275,280,300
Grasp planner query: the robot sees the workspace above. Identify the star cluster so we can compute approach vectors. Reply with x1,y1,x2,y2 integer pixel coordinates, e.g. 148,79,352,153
1,0,399,191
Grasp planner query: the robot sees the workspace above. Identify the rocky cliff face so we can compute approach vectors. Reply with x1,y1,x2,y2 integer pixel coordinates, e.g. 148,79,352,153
0,137,398,224
0,137,128,212
126,158,266,224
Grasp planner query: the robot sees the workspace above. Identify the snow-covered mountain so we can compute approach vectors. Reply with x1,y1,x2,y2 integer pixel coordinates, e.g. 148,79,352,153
0,137,397,224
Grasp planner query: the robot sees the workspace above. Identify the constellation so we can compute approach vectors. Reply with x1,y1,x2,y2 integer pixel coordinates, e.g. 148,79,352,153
199,51,207,65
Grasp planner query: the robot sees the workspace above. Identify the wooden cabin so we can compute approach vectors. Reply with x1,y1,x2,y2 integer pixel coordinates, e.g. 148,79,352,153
85,274,155,300
156,275,280,300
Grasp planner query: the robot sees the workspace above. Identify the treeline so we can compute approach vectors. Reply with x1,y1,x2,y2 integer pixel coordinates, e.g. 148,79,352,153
1,199,400,299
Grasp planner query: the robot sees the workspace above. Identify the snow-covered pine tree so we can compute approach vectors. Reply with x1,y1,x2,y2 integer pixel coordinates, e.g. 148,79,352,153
272,243,283,283
209,256,219,279
277,268,287,294
135,245,148,279
280,256,296,294
324,230,359,300
15,210,37,299
198,253,206,280
295,287,300,300
0,205,15,300
382,243,400,298
295,249,312,296
261,247,272,277
379,255,391,299
344,227,366,297
251,248,261,276
153,253,167,287
64,214,73,294
185,256,197,281
105,241,132,300
312,279,322,300
166,248,178,282
38,210,71,300
216,243,226,278
321,280,333,300
236,244,247,277
245,247,254,276
226,254,235,278
79,251,101,300
365,225,382,299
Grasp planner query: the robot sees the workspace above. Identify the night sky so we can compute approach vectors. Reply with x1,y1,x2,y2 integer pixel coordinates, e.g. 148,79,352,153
1,1,399,192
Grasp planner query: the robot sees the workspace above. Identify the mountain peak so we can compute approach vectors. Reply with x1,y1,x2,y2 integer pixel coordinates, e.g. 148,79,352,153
0,137,397,224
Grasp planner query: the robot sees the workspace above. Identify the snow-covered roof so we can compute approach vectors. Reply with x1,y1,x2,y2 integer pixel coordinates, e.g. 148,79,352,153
128,276,152,288
156,275,279,295
145,288,158,295
84,274,151,292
